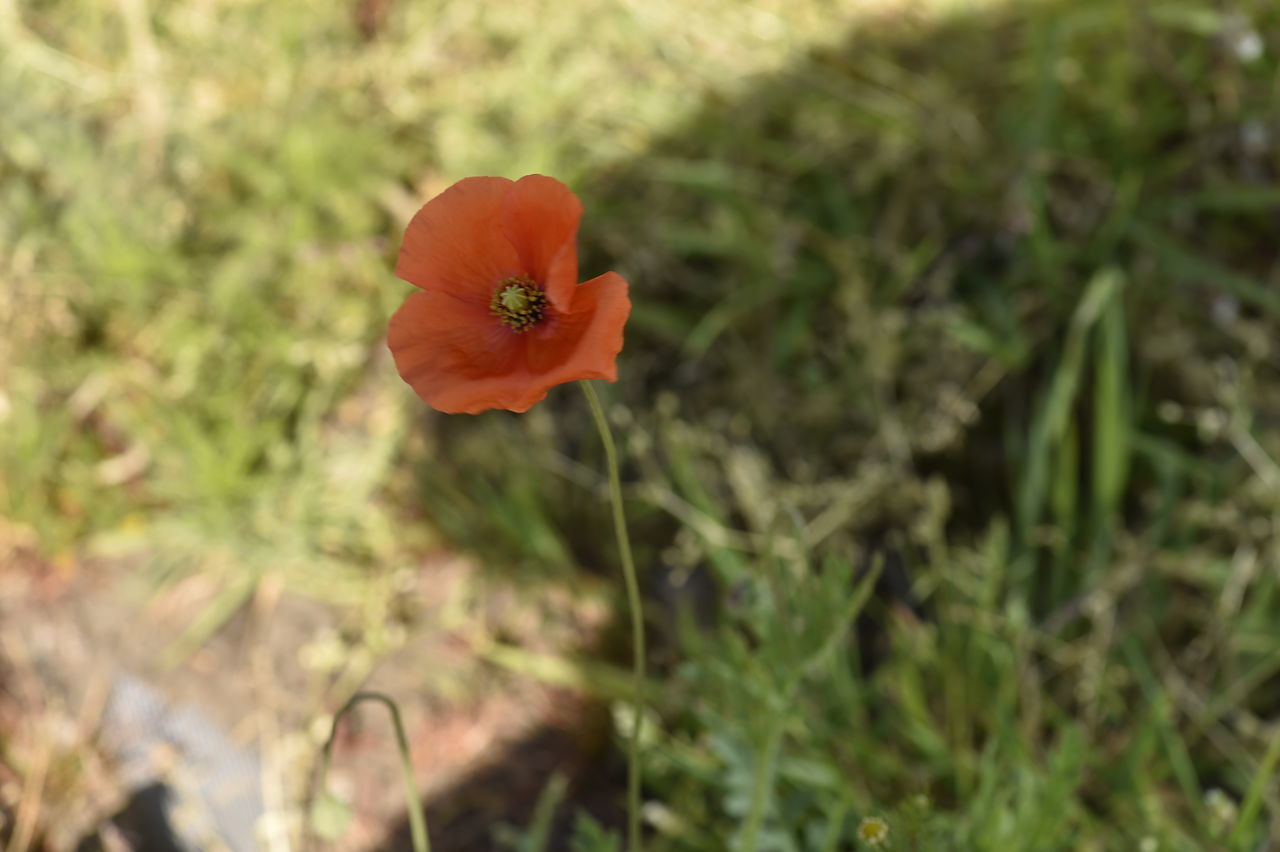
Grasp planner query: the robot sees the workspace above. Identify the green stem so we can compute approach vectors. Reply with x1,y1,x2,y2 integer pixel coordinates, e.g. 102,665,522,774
741,719,785,852
581,380,646,852
320,691,431,852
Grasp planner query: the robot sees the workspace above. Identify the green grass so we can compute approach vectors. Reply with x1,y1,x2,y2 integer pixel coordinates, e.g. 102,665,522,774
4,0,1280,848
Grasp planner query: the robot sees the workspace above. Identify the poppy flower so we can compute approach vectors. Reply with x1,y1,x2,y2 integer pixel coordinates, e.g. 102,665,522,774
387,175,631,414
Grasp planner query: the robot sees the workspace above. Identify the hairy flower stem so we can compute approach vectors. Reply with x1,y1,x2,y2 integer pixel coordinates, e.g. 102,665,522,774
581,380,646,852
320,691,430,852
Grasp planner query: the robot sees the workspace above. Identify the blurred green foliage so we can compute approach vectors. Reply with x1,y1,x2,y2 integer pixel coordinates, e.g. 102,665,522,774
4,0,1280,848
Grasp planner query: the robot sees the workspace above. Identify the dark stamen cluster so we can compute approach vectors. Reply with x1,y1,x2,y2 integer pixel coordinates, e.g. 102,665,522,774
491,276,547,332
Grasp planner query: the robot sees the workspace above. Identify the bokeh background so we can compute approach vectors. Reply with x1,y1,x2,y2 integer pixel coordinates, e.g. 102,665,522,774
3,0,1280,848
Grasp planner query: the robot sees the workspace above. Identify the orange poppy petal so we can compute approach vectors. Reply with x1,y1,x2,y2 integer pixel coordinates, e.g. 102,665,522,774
388,291,537,414
525,271,631,386
395,176,524,301
500,175,582,311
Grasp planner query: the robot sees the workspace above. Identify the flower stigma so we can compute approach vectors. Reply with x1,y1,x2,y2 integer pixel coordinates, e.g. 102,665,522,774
491,275,547,332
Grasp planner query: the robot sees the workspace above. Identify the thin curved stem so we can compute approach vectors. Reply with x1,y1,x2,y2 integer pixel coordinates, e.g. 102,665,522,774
319,691,430,852
581,380,646,852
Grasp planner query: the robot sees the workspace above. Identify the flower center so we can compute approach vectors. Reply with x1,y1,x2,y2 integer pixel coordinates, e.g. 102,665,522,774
490,276,547,332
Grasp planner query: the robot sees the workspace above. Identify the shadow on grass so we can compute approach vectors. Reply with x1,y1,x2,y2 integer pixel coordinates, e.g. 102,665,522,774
391,0,1280,847
382,721,626,852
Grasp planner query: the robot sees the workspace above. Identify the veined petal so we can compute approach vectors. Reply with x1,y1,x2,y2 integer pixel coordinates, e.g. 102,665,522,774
395,176,524,301
500,174,582,311
525,271,630,384
387,291,532,414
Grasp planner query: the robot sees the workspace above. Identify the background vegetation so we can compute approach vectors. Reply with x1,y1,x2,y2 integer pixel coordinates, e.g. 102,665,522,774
3,0,1280,849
